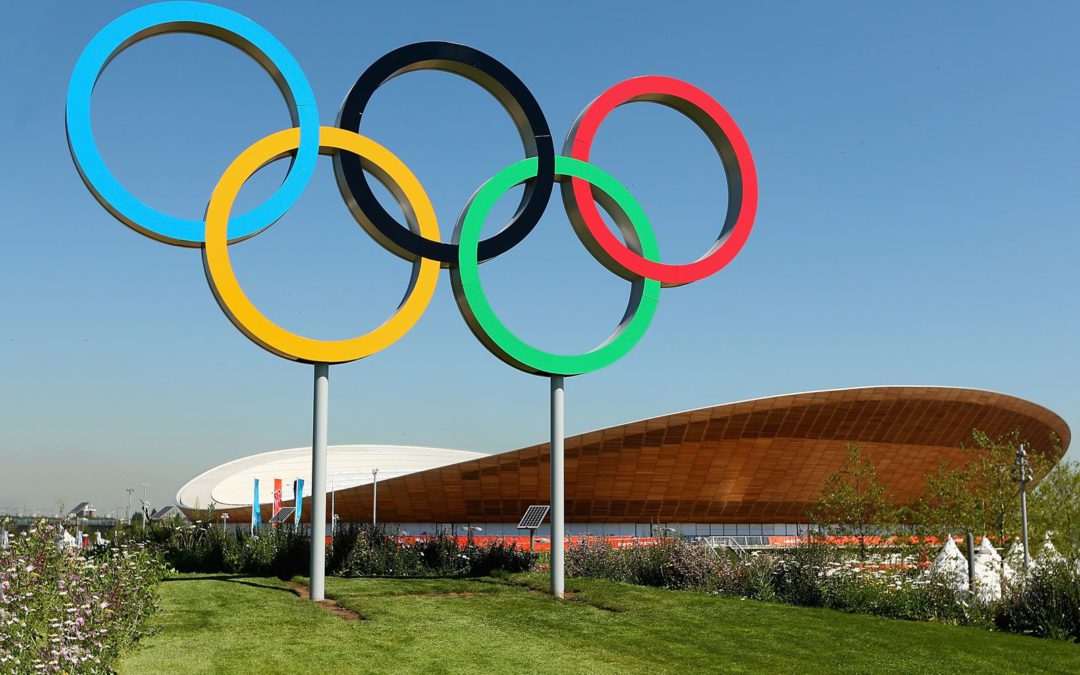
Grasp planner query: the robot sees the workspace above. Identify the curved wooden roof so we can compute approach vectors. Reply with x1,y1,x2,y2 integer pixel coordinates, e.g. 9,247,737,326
212,386,1070,524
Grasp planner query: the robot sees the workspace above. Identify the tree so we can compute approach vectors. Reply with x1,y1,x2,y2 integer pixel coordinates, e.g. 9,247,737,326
808,444,894,559
910,428,1057,542
963,429,1035,539
1029,460,1080,560
909,459,970,539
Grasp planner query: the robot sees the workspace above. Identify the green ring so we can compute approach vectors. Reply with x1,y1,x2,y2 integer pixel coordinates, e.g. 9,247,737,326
451,156,661,376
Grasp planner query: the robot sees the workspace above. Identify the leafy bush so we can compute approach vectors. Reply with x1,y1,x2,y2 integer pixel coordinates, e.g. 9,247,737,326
0,520,166,672
339,527,429,577
159,521,536,579
412,532,469,576
567,538,989,627
566,538,725,591
565,538,629,581
817,561,984,625
337,527,537,578
465,540,535,577
995,560,1080,642
728,554,779,602
161,522,309,578
769,543,832,606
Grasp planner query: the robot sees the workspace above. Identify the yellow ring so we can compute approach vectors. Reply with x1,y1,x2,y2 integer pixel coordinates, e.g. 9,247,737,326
204,126,440,364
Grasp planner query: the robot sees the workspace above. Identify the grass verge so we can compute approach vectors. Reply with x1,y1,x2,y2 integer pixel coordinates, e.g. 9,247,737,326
121,573,1080,673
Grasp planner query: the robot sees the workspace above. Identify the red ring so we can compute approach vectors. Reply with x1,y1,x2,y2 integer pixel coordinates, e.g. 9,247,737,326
562,76,758,287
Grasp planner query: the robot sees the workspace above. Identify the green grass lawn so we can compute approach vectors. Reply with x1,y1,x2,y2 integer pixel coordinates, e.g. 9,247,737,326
121,573,1080,674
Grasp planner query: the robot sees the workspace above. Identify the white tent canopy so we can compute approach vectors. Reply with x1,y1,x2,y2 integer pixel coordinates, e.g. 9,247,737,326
971,534,1014,602
932,535,969,591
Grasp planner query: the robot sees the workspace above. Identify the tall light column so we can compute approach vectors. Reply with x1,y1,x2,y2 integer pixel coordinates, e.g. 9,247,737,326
372,468,379,525
310,364,329,602
1015,444,1032,570
140,483,149,533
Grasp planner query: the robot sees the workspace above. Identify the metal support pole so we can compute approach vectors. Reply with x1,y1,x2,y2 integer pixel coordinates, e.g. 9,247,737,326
310,363,329,602
550,375,565,598
141,483,149,534
965,532,975,590
1020,488,1030,570
372,468,379,526
1018,444,1031,571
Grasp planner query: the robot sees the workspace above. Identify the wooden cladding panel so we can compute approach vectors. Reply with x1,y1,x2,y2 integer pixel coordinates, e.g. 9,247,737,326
213,387,1069,525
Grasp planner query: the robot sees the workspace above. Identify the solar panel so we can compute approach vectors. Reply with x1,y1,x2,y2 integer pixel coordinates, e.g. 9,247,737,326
517,505,549,530
269,507,295,524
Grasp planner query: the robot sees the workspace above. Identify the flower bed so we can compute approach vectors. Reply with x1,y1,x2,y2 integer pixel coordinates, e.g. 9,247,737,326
0,521,166,673
566,537,1080,641
159,522,536,579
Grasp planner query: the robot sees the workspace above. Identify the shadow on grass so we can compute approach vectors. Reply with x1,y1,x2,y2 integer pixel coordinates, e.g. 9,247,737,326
162,573,609,609
163,574,297,595
335,574,495,580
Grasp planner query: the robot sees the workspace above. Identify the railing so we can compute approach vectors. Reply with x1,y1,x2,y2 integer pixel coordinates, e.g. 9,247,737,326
699,535,750,556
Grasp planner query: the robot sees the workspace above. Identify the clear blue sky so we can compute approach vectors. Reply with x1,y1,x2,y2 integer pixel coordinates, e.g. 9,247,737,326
1,1,1077,515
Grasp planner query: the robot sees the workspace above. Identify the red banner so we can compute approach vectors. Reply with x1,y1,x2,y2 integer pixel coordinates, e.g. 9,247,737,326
272,478,282,517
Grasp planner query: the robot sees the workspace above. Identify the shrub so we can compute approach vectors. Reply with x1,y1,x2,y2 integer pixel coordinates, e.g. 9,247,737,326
770,543,832,606
817,561,984,626
337,527,537,578
339,527,414,577
565,537,993,628
566,538,629,582
567,538,726,592
327,525,361,574
730,554,778,602
161,523,309,578
412,532,469,576
995,560,1080,642
0,521,166,672
465,541,536,577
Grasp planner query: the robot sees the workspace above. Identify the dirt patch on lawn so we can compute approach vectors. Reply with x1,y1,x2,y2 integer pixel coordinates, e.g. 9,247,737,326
521,585,620,612
288,582,365,621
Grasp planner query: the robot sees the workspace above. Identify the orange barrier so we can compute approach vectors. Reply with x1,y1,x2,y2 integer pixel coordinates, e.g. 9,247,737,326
390,534,666,552
370,533,960,552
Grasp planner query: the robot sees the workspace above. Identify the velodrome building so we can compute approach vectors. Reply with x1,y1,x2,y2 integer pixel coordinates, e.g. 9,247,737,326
176,386,1070,537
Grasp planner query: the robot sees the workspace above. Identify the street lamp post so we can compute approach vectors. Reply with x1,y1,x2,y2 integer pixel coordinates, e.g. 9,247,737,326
125,488,134,525
461,525,482,546
1013,444,1033,570
140,483,149,534
372,468,379,526
221,513,229,532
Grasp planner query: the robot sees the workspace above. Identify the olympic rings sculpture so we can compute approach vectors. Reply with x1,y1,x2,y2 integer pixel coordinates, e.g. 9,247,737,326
67,2,758,376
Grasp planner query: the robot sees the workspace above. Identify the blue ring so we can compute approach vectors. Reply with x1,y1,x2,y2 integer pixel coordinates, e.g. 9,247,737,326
65,1,319,246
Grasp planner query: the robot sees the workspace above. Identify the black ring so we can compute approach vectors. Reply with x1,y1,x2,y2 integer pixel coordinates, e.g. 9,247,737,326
334,42,555,267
